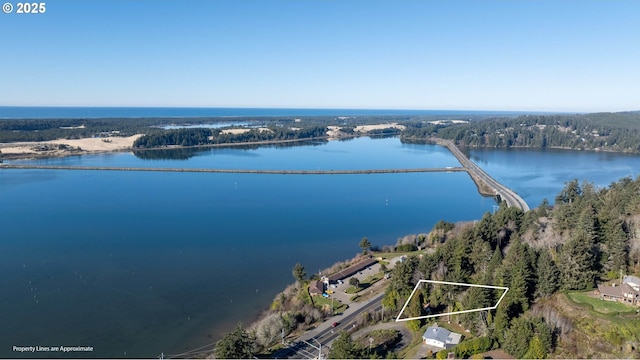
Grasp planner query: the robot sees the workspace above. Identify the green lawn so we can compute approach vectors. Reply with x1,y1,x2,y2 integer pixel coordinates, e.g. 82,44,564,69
567,291,637,314
312,295,348,314
345,285,360,294
345,271,386,294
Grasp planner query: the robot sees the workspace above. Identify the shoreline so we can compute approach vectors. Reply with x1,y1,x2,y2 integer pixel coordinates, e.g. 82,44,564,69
0,133,395,162
0,134,144,161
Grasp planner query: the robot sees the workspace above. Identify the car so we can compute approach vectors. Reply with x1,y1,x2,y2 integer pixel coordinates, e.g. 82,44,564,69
332,322,340,327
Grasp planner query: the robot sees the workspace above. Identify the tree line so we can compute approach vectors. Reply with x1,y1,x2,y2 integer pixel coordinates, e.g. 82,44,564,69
211,174,640,358
132,126,328,148
401,111,640,153
380,175,640,358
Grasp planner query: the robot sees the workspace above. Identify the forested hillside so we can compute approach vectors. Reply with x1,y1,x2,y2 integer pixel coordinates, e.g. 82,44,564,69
382,176,640,358
401,111,640,153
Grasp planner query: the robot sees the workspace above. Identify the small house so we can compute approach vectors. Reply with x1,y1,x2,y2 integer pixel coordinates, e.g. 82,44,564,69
597,280,639,306
623,275,640,292
422,325,462,350
309,280,324,296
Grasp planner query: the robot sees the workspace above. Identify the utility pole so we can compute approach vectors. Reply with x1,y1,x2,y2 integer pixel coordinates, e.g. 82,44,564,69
304,339,323,359
312,338,322,359
331,295,334,315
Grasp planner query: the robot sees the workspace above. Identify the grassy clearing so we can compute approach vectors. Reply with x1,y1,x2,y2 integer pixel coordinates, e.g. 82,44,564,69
567,291,637,314
355,329,402,358
345,271,386,294
552,293,640,358
345,285,360,294
312,295,348,314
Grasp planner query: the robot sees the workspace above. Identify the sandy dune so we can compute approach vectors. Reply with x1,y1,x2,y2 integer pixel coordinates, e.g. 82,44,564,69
0,135,143,159
354,123,406,132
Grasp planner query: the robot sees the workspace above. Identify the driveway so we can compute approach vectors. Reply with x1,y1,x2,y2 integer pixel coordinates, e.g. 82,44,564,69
347,321,414,351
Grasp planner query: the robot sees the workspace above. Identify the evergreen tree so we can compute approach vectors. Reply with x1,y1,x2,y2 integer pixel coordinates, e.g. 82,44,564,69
460,286,492,335
524,336,547,359
486,247,503,285
359,237,372,254
382,287,400,312
292,263,306,284
503,317,533,358
474,212,497,247
328,332,360,359
470,239,493,276
560,228,597,290
451,232,473,281
603,220,629,274
533,318,554,356
556,179,582,205
500,238,535,306
214,323,255,359
389,256,418,297
536,250,560,298
405,292,424,331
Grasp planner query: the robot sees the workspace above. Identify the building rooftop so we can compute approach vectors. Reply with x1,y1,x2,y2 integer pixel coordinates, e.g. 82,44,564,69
309,280,324,295
422,325,462,346
327,258,377,282
598,283,639,299
623,275,640,289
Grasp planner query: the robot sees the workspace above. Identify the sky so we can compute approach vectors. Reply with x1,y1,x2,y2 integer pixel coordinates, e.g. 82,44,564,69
0,0,638,112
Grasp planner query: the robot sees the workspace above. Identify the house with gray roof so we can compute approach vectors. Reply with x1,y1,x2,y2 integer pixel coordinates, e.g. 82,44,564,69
623,275,640,292
597,275,640,306
422,324,462,349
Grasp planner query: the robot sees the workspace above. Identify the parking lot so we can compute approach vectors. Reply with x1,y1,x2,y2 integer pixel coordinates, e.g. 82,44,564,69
325,261,385,304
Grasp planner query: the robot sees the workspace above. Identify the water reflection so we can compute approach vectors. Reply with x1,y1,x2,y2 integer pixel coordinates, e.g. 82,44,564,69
131,141,327,160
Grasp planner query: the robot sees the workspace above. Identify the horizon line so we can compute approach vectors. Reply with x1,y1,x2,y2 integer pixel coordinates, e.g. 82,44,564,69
0,105,609,113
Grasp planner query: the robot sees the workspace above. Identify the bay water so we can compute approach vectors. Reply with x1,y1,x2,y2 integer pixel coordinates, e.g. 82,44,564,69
2,137,640,357
1,137,492,358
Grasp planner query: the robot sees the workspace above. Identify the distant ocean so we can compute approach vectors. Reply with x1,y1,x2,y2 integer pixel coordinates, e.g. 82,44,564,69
0,106,533,119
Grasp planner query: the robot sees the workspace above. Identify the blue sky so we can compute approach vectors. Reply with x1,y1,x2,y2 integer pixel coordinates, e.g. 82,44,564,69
1,0,638,111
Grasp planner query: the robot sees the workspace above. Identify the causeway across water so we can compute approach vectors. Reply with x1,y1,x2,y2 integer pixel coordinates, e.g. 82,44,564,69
435,139,530,211
0,164,465,175
0,139,530,211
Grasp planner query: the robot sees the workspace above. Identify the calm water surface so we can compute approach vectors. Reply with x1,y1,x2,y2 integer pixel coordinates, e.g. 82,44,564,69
4,138,640,358
469,147,640,207
1,138,492,358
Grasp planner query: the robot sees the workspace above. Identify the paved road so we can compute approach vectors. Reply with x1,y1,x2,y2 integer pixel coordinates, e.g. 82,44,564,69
280,293,384,359
440,139,530,211
275,258,406,359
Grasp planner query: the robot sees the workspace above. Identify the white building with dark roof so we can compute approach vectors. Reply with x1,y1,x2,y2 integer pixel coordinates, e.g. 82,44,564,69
422,325,462,349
